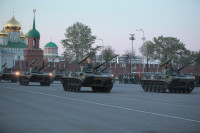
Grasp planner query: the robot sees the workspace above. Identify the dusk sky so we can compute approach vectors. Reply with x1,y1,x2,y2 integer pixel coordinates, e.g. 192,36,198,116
1,0,199,56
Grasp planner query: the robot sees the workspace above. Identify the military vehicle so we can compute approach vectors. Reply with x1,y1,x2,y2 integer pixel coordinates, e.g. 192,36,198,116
61,53,118,93
51,64,65,83
19,60,53,86
100,62,116,83
0,62,20,83
140,59,197,93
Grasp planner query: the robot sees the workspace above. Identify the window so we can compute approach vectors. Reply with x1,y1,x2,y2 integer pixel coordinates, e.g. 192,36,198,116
33,39,35,49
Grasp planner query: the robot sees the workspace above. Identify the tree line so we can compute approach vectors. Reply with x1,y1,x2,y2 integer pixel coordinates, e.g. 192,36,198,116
61,22,200,65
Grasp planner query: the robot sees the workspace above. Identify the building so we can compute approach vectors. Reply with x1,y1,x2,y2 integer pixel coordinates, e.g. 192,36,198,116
43,41,63,62
0,15,27,70
23,10,43,67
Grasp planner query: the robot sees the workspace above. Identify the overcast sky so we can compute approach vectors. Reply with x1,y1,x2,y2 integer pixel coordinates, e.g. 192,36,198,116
1,0,199,56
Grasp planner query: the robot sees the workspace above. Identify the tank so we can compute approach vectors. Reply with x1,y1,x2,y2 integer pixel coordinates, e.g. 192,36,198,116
19,60,53,86
61,53,118,93
0,62,20,83
51,64,65,83
140,59,197,93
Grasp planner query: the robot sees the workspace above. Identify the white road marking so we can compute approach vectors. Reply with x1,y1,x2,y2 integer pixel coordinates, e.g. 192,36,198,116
3,86,200,123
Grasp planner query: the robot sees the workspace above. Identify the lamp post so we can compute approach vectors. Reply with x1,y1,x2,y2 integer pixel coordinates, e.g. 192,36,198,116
97,38,104,63
129,34,135,73
136,29,145,73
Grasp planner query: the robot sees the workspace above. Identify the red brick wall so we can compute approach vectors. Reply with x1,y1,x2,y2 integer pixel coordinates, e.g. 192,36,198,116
24,49,43,67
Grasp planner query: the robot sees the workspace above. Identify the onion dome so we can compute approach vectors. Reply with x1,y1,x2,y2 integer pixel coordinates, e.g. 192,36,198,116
0,28,8,37
20,32,26,40
25,32,29,37
28,14,40,38
44,42,58,48
4,16,21,31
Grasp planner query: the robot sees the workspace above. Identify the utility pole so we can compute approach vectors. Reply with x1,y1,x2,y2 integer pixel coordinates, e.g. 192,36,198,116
129,34,135,73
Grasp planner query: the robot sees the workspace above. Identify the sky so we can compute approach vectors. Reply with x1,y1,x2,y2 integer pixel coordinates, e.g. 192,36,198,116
0,0,200,56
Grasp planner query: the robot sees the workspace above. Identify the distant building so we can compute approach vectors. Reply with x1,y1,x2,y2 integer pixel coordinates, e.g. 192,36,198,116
23,10,43,67
95,55,142,64
43,41,64,62
0,15,27,70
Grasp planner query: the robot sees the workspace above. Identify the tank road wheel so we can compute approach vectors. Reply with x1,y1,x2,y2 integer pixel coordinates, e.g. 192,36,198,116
74,79,81,92
155,83,160,93
24,81,29,86
63,82,67,91
104,82,113,93
19,81,23,85
182,88,186,93
40,82,44,86
68,80,73,91
45,82,51,86
187,87,194,93
144,85,148,92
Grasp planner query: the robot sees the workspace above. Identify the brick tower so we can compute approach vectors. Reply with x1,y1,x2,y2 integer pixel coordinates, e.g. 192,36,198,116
24,9,43,67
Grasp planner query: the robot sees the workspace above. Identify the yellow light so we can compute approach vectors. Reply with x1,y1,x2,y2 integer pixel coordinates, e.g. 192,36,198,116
117,56,119,64
15,71,20,76
49,73,53,76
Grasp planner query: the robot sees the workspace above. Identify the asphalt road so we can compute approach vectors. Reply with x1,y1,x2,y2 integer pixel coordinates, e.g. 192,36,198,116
0,81,200,133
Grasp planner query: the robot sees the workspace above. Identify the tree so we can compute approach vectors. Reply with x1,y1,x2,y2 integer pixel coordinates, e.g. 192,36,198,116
124,50,136,64
139,41,154,72
150,36,187,65
61,22,100,63
101,45,115,61
124,50,136,72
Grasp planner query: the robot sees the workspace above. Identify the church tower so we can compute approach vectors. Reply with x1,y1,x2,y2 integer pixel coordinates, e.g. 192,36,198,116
24,9,43,67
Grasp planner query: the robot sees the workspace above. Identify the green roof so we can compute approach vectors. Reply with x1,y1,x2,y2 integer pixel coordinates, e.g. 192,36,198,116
0,42,27,48
28,29,40,38
28,14,40,38
44,42,58,48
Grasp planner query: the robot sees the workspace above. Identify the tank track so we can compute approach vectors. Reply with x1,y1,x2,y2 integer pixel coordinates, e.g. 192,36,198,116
62,78,81,92
141,81,194,93
62,78,113,93
92,82,113,93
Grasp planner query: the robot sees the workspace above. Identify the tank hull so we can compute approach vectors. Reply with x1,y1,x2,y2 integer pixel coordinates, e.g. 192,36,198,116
0,73,18,83
140,78,195,93
19,73,51,86
61,75,113,93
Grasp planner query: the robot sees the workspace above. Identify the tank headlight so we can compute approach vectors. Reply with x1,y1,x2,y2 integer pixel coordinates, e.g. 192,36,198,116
49,73,53,76
15,71,20,76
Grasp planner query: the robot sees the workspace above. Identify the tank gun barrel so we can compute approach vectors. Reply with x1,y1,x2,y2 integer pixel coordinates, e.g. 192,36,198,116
78,52,95,65
2,62,7,68
38,62,49,72
100,62,116,72
52,64,59,70
60,67,66,72
177,58,200,72
94,54,118,70
160,59,172,68
28,60,36,67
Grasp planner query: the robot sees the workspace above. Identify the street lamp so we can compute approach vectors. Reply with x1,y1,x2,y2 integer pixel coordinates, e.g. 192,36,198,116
129,34,135,73
97,38,104,63
136,29,145,73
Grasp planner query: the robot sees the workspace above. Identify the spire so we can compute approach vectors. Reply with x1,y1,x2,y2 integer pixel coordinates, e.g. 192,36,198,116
13,0,15,16
33,9,36,30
